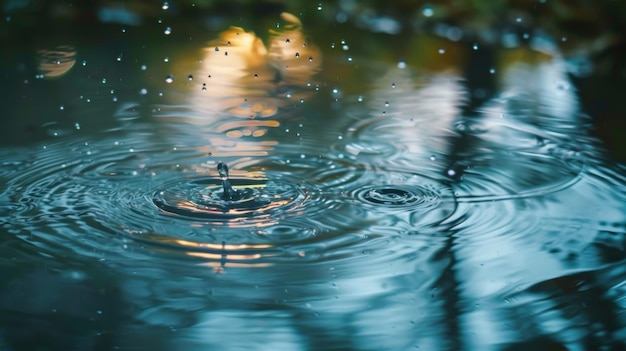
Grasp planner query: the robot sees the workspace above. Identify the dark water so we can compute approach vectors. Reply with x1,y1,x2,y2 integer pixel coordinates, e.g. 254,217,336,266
1,5,625,351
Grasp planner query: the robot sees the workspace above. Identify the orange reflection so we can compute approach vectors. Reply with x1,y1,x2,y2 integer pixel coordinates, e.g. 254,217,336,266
37,45,76,78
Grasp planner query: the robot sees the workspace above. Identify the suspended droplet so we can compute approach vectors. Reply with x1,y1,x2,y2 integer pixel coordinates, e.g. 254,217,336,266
164,26,172,35
165,74,174,83
187,74,193,81
295,52,300,58
162,2,169,10
317,3,323,10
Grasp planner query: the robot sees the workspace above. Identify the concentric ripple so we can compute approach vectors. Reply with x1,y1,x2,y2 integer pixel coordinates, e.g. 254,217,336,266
152,176,312,224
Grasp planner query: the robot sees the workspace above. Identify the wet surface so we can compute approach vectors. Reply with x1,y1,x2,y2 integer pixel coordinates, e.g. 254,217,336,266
1,4,626,351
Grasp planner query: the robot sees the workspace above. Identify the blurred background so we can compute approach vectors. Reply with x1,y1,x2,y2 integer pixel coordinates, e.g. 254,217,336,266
1,0,625,159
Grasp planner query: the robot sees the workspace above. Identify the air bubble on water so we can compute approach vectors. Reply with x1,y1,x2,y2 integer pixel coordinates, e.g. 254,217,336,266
141,64,147,70
162,1,169,10
438,48,445,54
165,74,174,83
139,88,147,95
489,68,496,74
164,27,172,35
188,74,193,81
295,52,300,58
317,3,322,11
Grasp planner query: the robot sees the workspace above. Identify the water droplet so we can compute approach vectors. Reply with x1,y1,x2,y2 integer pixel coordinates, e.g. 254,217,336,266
202,83,207,91
116,55,122,62
447,169,456,177
438,48,445,54
74,123,80,130
357,96,363,102
472,43,478,50
422,5,434,17
139,88,147,95
187,74,193,81
397,60,407,69
163,56,169,63
391,83,396,88
347,56,353,61
101,78,107,84
308,56,313,62
561,36,567,42
430,155,436,161
82,60,87,66
489,68,496,74
165,74,174,83
384,101,389,107
317,3,323,11
300,98,304,103
164,26,172,35
59,105,64,110
295,52,300,58
162,1,169,10
141,64,147,70
285,38,291,44
330,42,335,49
516,17,522,23
342,44,349,51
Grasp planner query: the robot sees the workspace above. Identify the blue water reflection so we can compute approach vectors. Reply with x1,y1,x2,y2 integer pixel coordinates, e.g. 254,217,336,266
0,8,625,351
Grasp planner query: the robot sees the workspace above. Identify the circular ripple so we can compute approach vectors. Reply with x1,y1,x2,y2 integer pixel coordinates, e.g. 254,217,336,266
152,177,311,225
357,185,440,208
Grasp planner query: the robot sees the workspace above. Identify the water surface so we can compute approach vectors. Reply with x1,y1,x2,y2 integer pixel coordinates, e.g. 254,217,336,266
1,5,625,351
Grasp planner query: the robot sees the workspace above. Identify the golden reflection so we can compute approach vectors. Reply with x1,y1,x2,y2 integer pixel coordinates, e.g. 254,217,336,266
175,12,321,157
37,45,76,78
143,235,275,270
